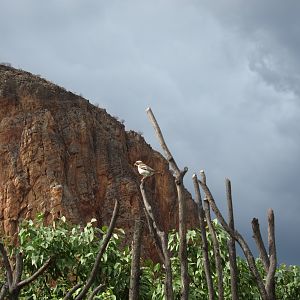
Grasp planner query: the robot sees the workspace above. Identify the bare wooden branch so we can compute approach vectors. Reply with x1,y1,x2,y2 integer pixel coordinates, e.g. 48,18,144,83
140,181,174,300
63,283,83,300
176,183,189,300
203,199,224,300
251,218,269,272
225,178,239,300
0,282,8,300
200,170,206,185
146,107,180,172
88,284,104,300
143,207,165,264
265,209,277,300
198,177,269,300
0,240,52,299
0,242,13,287
140,184,165,263
14,252,23,286
161,232,174,300
129,216,143,300
17,257,52,289
192,174,214,300
146,107,189,299
74,199,120,300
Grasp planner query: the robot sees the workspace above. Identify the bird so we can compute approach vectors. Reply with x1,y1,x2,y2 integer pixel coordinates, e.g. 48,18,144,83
134,160,157,180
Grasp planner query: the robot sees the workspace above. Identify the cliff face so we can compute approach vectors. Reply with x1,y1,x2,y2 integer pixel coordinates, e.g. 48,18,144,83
0,65,197,254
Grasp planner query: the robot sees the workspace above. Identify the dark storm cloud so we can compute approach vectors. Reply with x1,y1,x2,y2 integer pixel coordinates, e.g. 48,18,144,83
0,1,299,264
204,0,300,97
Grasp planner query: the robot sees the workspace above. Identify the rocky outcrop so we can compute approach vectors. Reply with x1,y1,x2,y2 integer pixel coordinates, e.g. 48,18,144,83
0,65,197,255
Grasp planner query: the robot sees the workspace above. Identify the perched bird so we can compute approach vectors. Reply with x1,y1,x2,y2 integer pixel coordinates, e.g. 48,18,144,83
134,160,157,180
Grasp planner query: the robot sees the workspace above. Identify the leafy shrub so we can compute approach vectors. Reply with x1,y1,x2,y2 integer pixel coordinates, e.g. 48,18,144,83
1,216,299,299
2,214,130,299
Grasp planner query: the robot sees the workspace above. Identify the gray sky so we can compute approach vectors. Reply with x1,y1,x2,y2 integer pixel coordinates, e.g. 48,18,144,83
1,0,299,265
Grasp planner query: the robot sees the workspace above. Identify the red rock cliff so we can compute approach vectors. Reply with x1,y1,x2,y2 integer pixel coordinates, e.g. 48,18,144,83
0,65,197,254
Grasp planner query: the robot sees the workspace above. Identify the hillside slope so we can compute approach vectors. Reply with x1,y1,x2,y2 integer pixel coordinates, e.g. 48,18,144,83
0,65,197,255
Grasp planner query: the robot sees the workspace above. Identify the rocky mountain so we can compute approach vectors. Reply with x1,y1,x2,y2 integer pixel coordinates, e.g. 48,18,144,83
0,65,197,255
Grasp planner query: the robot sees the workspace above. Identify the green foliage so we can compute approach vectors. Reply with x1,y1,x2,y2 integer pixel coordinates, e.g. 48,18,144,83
0,216,299,299
275,264,300,299
139,220,299,300
2,214,131,299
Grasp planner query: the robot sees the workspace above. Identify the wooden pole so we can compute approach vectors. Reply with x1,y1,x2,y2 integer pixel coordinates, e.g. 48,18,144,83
146,107,189,299
192,174,214,300
225,178,239,300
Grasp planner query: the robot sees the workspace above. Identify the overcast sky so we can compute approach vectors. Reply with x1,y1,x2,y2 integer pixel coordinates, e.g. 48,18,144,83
1,0,299,265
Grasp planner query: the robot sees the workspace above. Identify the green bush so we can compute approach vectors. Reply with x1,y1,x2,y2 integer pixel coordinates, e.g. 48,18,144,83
0,216,299,299
2,214,131,299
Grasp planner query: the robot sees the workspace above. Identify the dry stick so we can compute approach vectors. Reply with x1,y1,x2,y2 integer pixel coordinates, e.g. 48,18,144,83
88,284,104,300
161,232,173,300
74,199,120,300
143,204,173,300
17,258,52,289
265,209,277,300
140,181,174,300
0,242,52,298
146,107,189,300
251,218,270,272
225,179,239,300
198,177,269,300
203,199,224,300
0,242,13,288
252,210,277,299
192,175,214,300
63,283,83,300
129,216,144,300
14,252,23,286
0,282,8,300
143,207,165,264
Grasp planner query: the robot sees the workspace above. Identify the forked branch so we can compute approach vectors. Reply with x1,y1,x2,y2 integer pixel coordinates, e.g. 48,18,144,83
146,107,189,300
0,241,52,299
252,218,269,271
